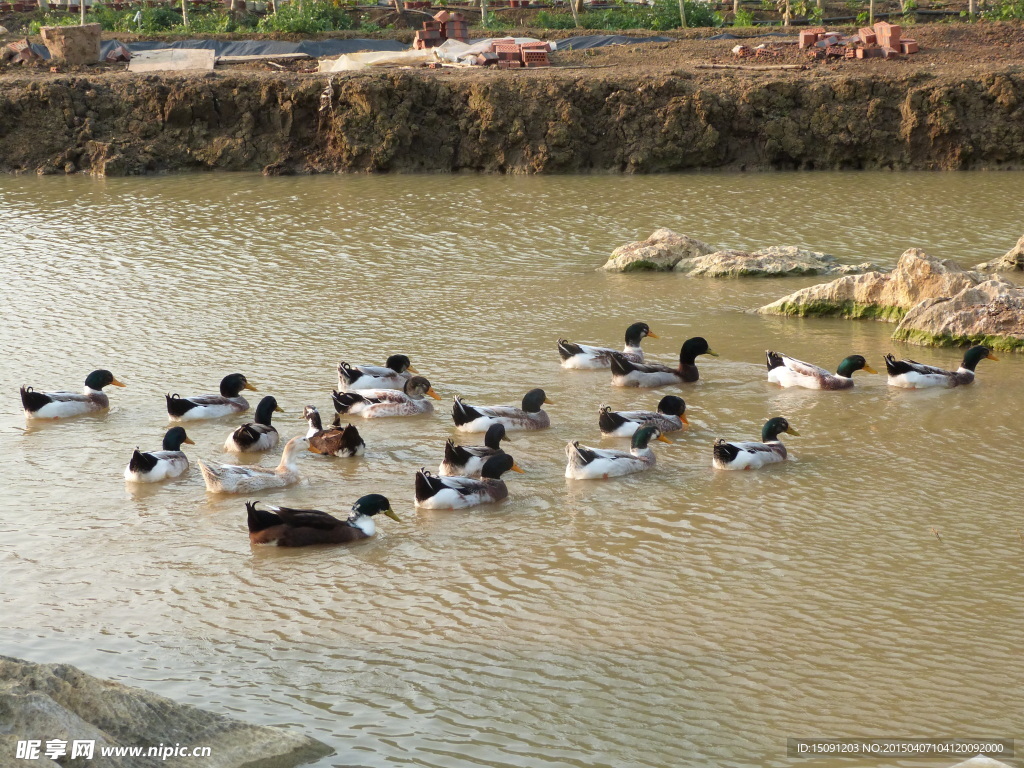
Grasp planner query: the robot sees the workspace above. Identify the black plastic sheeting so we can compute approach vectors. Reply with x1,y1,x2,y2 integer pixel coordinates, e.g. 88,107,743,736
31,33,676,61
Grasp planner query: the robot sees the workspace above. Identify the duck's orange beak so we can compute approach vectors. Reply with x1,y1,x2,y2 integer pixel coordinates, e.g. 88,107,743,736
427,387,441,400
111,378,127,387
511,462,526,473
647,331,659,339
863,365,879,374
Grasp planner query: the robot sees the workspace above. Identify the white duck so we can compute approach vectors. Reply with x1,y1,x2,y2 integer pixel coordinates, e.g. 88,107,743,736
20,369,126,419
712,417,798,471
124,427,194,483
331,376,439,418
198,436,308,493
565,425,670,480
557,322,657,369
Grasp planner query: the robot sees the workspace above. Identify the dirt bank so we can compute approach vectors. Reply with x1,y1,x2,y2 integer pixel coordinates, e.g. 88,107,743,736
1,23,1023,175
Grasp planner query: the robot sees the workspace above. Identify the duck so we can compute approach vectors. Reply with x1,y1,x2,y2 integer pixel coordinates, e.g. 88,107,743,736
884,345,999,389
124,426,194,483
414,453,524,509
438,423,510,477
303,405,365,457
224,396,283,452
598,396,687,437
565,425,671,480
331,376,439,418
712,417,798,471
557,322,657,369
767,351,876,390
166,373,256,421
246,494,399,547
452,388,552,432
20,369,126,419
610,337,718,387
198,435,308,493
337,355,417,392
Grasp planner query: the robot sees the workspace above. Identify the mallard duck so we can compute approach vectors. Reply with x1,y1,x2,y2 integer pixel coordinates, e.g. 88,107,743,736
884,346,999,389
610,337,718,387
124,427,194,483
166,373,256,421
438,423,510,477
303,405,366,457
331,376,439,418
767,351,876,390
20,369,126,419
415,453,524,509
557,322,657,369
198,435,308,493
224,396,283,452
452,389,552,432
337,355,417,392
598,396,687,437
565,425,671,480
712,417,798,471
246,494,399,547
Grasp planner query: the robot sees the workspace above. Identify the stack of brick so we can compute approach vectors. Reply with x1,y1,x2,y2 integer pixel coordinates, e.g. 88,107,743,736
442,11,469,42
413,20,444,50
490,40,551,68
796,21,920,60
872,21,902,57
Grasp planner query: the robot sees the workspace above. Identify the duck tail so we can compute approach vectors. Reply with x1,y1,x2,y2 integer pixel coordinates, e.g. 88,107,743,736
883,353,909,377
609,352,635,376
444,439,472,467
451,396,481,427
245,501,283,533
128,448,158,474
414,468,444,502
766,350,785,371
556,339,583,361
340,424,365,453
20,386,51,413
598,405,626,434
712,438,739,464
165,393,196,418
332,390,366,415
337,362,358,385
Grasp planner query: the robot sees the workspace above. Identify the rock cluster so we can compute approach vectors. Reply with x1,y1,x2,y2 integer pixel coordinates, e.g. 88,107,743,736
759,248,1023,351
600,229,876,276
0,656,332,768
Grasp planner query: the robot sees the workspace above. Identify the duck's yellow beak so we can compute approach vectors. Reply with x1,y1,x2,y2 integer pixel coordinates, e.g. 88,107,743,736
647,331,660,339
407,365,420,374
427,387,441,400
384,508,401,522
503,435,514,443
787,426,801,436
511,462,526,473
657,433,673,444
275,405,285,413
706,349,720,357
244,382,258,392
863,365,879,374
680,414,689,425
544,397,555,405
184,437,196,445
988,352,1001,361
111,378,127,387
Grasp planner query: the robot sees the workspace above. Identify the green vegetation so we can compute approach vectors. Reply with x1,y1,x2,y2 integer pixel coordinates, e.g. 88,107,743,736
981,0,1024,18
535,0,723,30
733,7,755,24
891,328,1024,351
764,300,908,321
26,0,352,35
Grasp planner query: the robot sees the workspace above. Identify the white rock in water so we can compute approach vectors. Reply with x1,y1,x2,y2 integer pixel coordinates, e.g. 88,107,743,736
601,228,714,272
675,244,877,277
0,655,333,768
893,279,1024,350
758,248,1001,319
975,233,1024,272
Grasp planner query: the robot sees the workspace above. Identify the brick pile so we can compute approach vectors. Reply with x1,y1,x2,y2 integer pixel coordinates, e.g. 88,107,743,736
488,39,551,68
413,11,470,49
1,39,42,66
797,21,921,61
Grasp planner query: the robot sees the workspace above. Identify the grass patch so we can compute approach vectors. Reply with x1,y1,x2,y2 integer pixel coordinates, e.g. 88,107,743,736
890,327,1024,352
760,300,908,321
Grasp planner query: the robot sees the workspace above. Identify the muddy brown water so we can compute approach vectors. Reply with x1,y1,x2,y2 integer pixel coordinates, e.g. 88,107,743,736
2,172,1023,768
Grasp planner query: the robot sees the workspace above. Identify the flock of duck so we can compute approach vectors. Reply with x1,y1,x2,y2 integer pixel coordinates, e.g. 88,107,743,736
19,321,999,547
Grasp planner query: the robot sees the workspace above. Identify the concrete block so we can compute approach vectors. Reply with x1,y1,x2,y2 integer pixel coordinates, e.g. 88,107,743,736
40,23,101,65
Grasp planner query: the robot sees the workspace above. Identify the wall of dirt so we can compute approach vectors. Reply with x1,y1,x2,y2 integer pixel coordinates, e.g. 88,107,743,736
1,69,1023,175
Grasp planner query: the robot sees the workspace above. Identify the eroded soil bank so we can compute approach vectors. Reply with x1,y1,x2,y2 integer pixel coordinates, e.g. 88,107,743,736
1,23,1023,175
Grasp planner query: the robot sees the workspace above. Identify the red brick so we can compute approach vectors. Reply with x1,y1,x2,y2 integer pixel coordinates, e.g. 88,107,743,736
900,40,919,53
523,50,550,65
858,27,876,45
799,30,816,49
432,9,450,21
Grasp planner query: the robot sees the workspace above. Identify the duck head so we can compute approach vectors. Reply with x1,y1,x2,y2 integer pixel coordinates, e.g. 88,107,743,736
220,373,256,397
762,417,799,442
